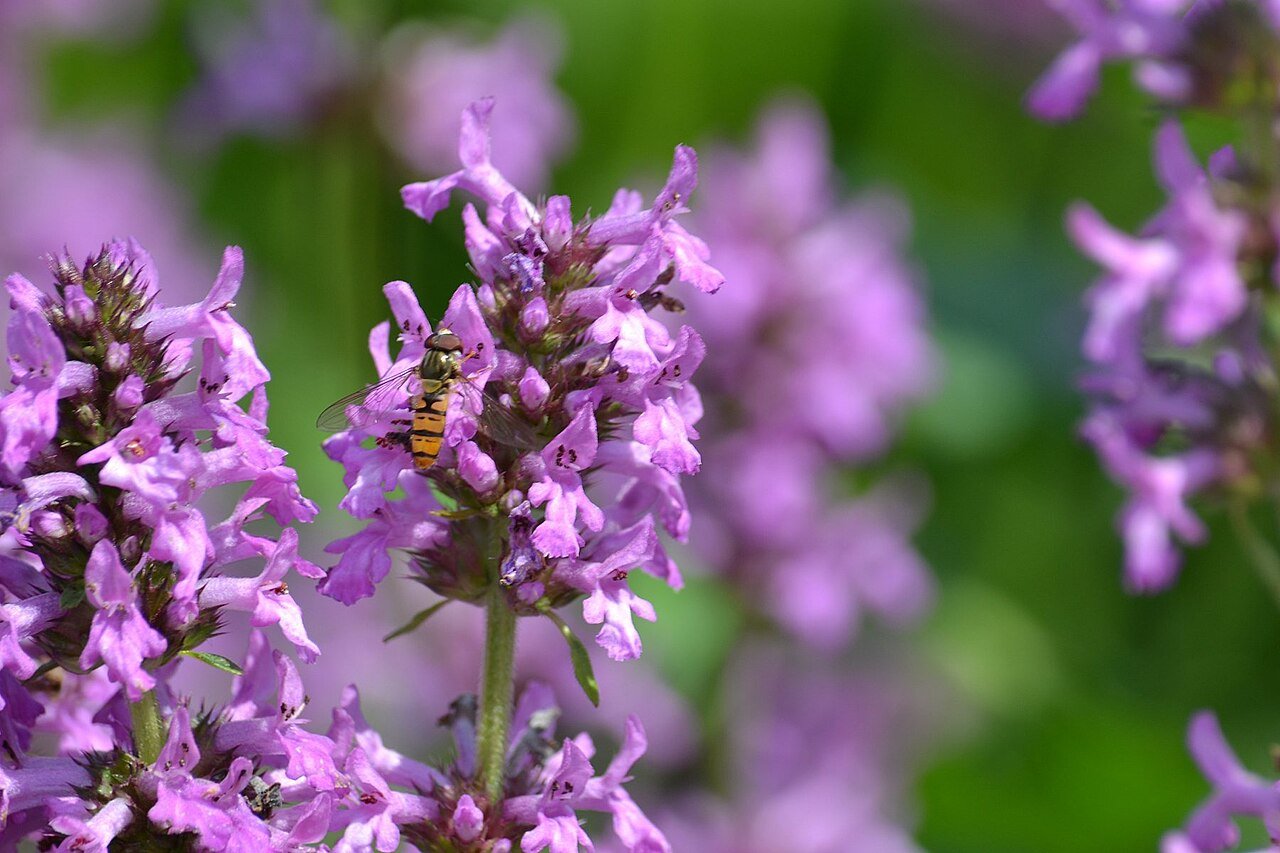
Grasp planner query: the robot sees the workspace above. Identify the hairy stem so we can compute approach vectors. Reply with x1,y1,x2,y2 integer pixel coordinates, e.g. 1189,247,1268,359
130,690,166,765
477,582,517,803
1230,502,1280,613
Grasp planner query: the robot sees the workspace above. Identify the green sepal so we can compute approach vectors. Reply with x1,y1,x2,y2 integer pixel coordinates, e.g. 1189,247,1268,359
383,600,451,642
59,583,85,610
179,650,244,676
541,607,600,707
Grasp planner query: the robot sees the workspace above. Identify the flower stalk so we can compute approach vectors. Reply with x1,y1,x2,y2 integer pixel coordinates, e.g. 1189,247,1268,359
477,581,517,803
129,690,166,765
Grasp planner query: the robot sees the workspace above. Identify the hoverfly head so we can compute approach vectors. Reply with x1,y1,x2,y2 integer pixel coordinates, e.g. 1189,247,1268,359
427,328,464,354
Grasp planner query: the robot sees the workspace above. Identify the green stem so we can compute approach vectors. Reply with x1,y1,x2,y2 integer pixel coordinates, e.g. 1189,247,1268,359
130,690,165,765
476,583,517,803
1230,502,1280,613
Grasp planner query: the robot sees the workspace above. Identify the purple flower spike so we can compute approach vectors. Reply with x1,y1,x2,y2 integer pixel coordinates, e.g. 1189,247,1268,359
1028,0,1191,121
326,99,720,681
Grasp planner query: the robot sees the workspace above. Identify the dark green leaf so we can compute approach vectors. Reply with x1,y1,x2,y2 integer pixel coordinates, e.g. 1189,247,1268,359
542,609,599,707
383,600,451,642
180,650,244,676
431,507,484,520
59,584,85,610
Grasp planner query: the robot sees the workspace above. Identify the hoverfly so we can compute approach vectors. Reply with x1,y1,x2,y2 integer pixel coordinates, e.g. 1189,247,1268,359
316,328,538,471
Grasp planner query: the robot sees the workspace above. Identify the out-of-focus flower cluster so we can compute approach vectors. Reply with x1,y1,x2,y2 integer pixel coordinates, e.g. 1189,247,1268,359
322,97,722,667
1029,0,1280,121
1033,2,1280,593
687,97,934,649
0,0,209,313
1033,4,1280,850
651,646,925,853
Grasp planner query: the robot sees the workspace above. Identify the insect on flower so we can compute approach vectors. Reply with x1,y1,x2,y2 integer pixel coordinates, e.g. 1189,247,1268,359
317,327,537,470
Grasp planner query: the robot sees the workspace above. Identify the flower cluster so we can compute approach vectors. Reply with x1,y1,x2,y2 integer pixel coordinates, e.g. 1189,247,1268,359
40,633,343,850
1070,120,1280,592
1032,3,1280,592
0,243,339,845
328,681,666,852
686,97,934,648
1029,0,1280,121
321,97,722,665
1033,6,1280,850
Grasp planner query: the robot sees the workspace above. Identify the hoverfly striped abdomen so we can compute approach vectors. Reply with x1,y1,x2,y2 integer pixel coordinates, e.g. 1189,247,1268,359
407,330,464,471
317,326,538,471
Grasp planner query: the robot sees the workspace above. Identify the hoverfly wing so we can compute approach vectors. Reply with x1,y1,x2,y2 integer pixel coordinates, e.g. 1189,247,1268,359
456,376,543,452
316,366,418,432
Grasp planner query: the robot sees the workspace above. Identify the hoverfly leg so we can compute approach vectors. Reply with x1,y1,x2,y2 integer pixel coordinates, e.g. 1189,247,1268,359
376,431,411,450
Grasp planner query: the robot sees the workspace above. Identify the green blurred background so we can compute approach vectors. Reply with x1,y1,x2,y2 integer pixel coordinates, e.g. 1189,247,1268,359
20,0,1280,849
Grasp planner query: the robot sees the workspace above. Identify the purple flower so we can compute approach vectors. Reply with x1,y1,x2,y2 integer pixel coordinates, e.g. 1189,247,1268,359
1028,0,1191,121
0,756,90,828
380,15,576,191
199,528,320,662
0,128,210,315
78,541,167,702
1071,122,1246,362
1069,120,1270,590
329,683,669,851
48,797,135,853
1167,712,1280,851
529,405,605,558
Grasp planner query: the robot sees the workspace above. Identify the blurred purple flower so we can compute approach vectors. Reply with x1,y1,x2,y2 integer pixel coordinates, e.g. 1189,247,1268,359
636,645,924,853
1162,712,1280,852
1071,121,1272,591
687,96,934,646
380,16,575,192
178,0,355,142
1028,0,1192,121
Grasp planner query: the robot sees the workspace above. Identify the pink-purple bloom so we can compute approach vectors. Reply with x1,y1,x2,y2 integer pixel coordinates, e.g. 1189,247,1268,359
1068,121,1274,592
324,682,669,851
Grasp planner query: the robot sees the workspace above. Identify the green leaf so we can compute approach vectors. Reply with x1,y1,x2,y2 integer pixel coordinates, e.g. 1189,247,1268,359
542,609,599,707
179,650,244,676
59,584,86,610
383,600,451,642
431,507,484,521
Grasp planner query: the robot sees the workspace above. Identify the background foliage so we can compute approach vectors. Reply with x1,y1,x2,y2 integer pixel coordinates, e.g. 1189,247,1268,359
18,0,1280,849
